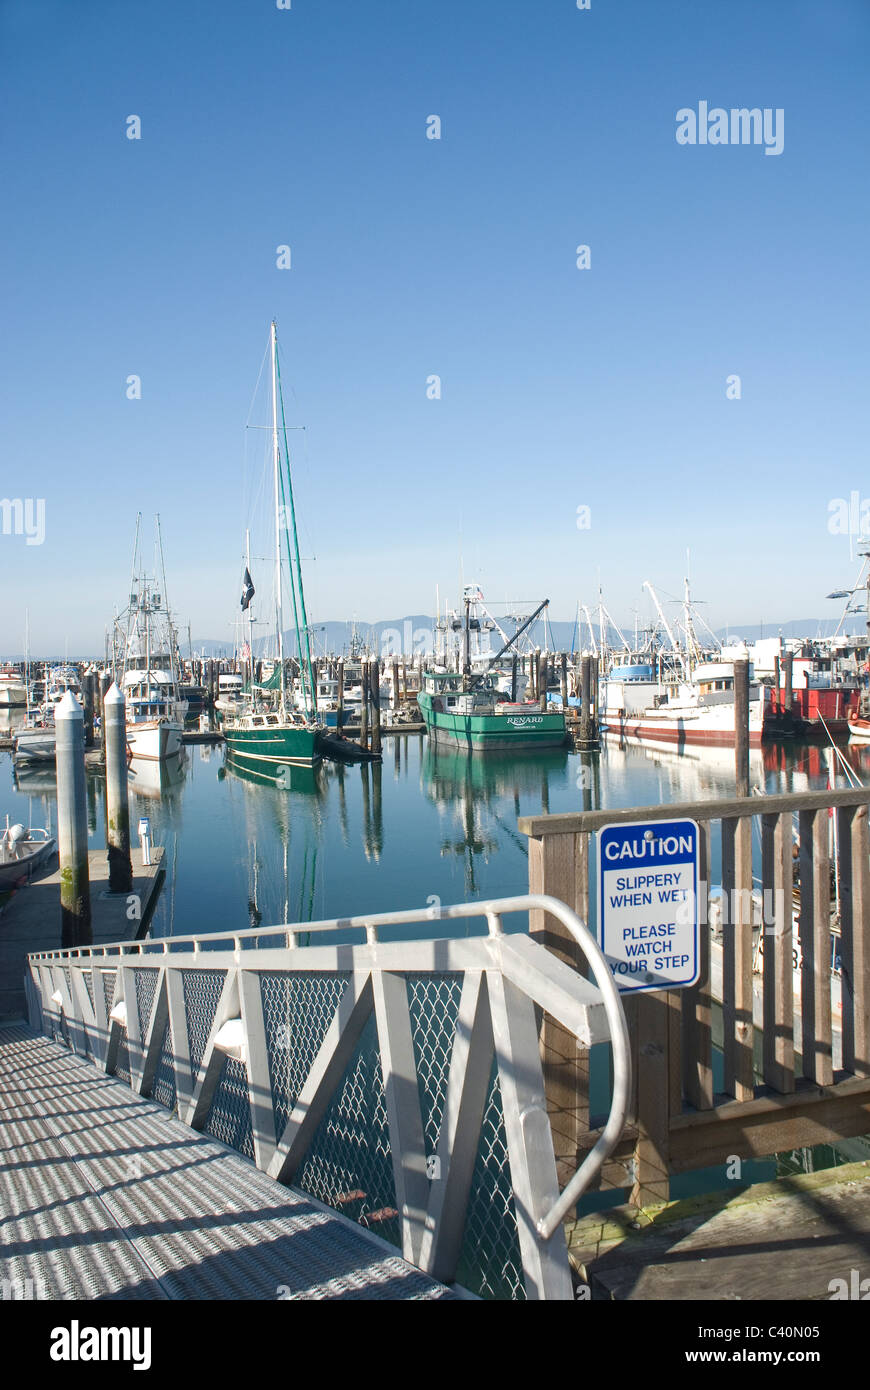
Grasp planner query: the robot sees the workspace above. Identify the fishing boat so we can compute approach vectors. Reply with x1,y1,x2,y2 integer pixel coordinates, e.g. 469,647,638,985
115,517,187,762
606,658,768,748
222,321,324,774
0,821,56,888
419,592,567,752
0,667,27,706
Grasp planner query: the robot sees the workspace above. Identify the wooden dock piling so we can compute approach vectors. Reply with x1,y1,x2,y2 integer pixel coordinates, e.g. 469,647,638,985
55,692,92,949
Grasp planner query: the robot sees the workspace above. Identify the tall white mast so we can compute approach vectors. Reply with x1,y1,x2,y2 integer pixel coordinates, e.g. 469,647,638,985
271,321,286,713
246,527,254,685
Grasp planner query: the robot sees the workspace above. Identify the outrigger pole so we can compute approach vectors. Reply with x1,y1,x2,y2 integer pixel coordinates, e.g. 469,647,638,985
467,599,550,692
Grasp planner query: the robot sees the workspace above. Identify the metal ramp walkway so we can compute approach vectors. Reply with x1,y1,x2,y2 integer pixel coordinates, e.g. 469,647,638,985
0,1024,454,1300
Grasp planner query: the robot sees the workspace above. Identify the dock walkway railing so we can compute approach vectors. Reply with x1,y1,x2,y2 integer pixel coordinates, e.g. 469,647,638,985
25,894,630,1301
519,788,870,1208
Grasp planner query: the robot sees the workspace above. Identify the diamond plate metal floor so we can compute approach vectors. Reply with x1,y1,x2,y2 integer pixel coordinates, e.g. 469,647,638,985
0,1024,455,1300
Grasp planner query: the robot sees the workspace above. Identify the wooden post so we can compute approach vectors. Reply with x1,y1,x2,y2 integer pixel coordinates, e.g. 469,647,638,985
104,682,133,894
511,655,518,703
82,672,94,750
370,658,382,756
539,653,548,713
360,660,369,750
721,814,755,1101
525,830,590,1188
560,653,568,713
99,673,111,763
734,657,750,797
783,650,793,714
336,658,344,736
799,809,833,1085
579,656,591,744
391,658,400,712
837,804,870,1077
55,692,92,948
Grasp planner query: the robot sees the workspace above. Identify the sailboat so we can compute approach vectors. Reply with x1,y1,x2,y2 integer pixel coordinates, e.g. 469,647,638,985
222,322,324,773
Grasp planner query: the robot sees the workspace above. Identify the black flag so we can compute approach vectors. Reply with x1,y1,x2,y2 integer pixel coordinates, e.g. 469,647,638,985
241,567,255,611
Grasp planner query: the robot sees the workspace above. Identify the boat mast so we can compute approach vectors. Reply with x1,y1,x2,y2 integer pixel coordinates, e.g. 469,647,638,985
271,321,286,715
245,527,255,689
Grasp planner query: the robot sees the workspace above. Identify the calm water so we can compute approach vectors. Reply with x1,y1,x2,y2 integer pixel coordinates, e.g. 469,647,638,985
5,732,869,939
4,728,869,1208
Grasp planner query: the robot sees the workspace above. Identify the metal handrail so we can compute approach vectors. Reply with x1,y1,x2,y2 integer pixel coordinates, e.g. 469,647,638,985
30,893,630,1243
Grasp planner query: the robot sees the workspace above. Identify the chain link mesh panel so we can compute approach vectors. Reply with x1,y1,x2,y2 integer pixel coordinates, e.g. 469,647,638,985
204,1056,255,1159
133,969,160,1039
114,1032,131,1085
151,1020,177,1114
81,969,95,1009
181,969,227,1073
406,973,463,1154
260,972,351,1139
100,968,117,1019
295,1012,399,1249
456,1058,525,1301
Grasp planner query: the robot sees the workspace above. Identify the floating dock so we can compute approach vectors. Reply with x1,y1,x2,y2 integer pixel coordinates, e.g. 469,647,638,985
567,1160,870,1299
0,1023,454,1301
0,848,164,1022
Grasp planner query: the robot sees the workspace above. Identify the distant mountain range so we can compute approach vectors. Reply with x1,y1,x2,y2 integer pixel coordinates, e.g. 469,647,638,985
15,614,867,662
185,613,868,660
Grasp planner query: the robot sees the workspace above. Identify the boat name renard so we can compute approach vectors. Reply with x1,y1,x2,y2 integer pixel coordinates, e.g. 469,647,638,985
604,835,693,861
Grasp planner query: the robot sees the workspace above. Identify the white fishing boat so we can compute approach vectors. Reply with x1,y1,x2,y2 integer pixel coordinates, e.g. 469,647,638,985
0,822,56,888
0,667,27,706
608,658,768,748
114,516,186,762
215,673,247,714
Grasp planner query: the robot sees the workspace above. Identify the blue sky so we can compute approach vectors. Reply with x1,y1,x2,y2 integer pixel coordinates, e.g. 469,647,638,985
1,0,868,653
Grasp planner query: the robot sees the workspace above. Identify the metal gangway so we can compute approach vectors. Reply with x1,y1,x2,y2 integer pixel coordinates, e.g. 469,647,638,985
24,895,630,1300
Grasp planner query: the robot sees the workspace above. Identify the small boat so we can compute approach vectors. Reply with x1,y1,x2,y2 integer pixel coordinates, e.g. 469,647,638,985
847,708,870,743
0,667,27,707
12,722,56,763
0,822,56,888
319,732,382,763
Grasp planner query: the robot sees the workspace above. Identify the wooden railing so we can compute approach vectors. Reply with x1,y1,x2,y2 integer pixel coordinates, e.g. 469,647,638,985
519,788,870,1208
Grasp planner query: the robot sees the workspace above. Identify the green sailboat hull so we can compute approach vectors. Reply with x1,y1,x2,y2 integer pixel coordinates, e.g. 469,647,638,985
223,723,322,768
418,692,567,752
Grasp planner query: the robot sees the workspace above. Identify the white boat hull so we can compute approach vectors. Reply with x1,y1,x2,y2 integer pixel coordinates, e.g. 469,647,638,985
126,719,183,761
12,729,57,762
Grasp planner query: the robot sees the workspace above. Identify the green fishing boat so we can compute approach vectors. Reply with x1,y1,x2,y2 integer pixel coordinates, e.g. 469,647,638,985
222,321,324,775
418,672,567,751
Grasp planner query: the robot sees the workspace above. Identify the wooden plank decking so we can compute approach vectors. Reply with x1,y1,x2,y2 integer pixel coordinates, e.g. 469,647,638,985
568,1161,870,1300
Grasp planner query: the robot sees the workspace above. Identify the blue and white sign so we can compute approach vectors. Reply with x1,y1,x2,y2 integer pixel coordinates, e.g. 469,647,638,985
597,819,700,993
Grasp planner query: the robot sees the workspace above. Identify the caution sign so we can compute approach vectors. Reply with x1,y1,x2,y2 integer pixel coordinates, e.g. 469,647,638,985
597,819,700,993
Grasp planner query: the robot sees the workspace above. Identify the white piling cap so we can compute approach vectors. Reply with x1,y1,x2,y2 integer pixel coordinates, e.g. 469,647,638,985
104,682,125,706
55,690,82,720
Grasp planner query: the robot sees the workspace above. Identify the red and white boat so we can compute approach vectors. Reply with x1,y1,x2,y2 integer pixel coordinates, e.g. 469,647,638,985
847,707,870,743
605,659,767,748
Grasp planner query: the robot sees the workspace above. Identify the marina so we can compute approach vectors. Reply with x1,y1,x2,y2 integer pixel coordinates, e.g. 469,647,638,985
3,0,869,1342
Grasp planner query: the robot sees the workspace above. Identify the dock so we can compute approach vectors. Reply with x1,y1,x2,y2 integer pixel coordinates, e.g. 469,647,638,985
567,1160,870,1300
0,1023,454,1300
0,848,164,1022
